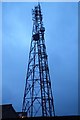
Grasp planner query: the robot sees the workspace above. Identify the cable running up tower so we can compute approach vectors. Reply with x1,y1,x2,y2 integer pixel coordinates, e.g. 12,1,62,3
22,3,55,117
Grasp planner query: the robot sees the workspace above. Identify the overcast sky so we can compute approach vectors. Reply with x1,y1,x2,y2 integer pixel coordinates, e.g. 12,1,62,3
2,2,78,116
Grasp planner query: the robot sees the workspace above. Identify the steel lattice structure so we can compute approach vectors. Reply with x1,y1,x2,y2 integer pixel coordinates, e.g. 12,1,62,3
22,3,55,117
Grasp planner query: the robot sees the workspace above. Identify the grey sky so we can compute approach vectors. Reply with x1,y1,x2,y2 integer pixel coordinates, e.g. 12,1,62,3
2,2,78,116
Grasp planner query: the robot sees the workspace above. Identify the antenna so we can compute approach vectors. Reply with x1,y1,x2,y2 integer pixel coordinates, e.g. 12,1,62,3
22,3,55,117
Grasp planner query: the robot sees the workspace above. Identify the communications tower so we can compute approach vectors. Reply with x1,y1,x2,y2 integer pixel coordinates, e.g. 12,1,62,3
22,3,55,117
